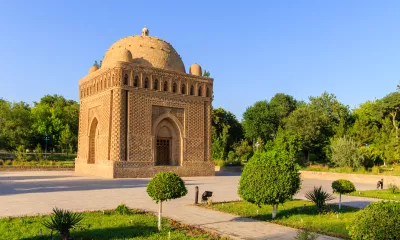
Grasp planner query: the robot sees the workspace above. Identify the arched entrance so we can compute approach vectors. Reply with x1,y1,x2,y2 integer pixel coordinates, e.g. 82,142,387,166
153,117,182,166
88,118,98,164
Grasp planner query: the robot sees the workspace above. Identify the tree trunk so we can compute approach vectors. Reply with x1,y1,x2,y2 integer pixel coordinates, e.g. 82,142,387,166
390,112,398,139
272,204,278,219
339,193,342,210
158,201,163,231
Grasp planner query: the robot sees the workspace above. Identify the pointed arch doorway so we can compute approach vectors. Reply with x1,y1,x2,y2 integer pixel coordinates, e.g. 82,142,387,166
88,118,99,164
153,116,182,166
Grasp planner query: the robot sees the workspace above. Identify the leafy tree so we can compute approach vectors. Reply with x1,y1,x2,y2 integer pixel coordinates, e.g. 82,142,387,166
0,99,11,149
146,172,187,231
1,101,32,151
234,140,253,161
242,101,275,143
211,108,243,160
284,92,350,162
269,93,297,129
59,124,76,155
379,92,400,139
238,150,301,219
331,179,355,210
284,105,326,161
329,136,364,168
243,94,297,143
350,101,382,145
308,92,351,138
31,95,79,152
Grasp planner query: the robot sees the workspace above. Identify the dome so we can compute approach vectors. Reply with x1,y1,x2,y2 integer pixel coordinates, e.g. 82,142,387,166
88,64,99,74
189,63,202,76
101,29,185,73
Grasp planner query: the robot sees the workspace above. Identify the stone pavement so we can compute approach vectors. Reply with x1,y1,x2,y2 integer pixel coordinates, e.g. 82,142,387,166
0,171,378,240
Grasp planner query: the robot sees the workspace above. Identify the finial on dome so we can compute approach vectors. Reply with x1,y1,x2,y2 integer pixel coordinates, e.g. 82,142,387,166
142,25,149,36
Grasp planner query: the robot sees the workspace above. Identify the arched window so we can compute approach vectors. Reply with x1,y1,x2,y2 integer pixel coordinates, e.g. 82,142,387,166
172,83,177,93
198,86,202,96
190,85,194,96
134,76,138,87
206,87,210,97
154,79,159,90
164,81,168,92
181,84,186,94
144,77,149,88
123,74,128,85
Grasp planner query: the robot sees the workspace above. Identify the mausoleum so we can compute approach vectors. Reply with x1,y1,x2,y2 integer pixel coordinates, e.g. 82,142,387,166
75,27,214,178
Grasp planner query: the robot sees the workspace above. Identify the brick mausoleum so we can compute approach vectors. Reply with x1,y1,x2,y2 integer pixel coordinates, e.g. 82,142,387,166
75,27,214,178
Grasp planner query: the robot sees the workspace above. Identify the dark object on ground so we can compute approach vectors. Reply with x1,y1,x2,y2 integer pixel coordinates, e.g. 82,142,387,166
377,178,384,189
202,191,213,201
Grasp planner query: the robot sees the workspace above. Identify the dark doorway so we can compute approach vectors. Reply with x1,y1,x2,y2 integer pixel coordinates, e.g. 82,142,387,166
156,138,170,165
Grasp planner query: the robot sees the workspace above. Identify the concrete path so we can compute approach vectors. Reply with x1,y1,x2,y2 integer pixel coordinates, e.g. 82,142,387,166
0,171,378,240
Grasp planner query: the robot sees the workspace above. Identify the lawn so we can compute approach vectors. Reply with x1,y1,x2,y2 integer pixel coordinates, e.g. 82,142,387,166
0,159,75,167
200,200,360,239
302,164,400,176
345,189,400,200
0,209,227,240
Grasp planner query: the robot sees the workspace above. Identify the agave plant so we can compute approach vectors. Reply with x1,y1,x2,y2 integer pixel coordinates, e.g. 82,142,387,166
305,186,335,213
42,207,84,240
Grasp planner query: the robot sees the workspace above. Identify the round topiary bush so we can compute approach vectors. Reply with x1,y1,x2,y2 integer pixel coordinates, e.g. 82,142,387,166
331,179,356,210
349,201,400,239
146,172,187,230
238,151,301,219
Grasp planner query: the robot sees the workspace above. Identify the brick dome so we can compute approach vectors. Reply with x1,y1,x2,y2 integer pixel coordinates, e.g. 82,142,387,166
102,32,186,73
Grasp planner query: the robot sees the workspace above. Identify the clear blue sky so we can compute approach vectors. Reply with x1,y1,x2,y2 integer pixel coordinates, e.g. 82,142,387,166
1,1,399,120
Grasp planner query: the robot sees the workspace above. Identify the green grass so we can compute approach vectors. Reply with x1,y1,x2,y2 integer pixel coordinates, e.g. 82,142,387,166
0,209,227,240
0,159,75,167
0,153,76,161
345,189,400,200
302,164,400,176
200,200,360,239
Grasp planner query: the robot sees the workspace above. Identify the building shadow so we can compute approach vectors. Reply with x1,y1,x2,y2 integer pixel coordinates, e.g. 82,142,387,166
0,175,78,181
0,178,151,196
20,225,158,240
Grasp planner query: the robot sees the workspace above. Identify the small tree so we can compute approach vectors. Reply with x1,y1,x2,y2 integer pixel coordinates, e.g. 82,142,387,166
146,172,187,231
331,179,356,210
238,151,301,219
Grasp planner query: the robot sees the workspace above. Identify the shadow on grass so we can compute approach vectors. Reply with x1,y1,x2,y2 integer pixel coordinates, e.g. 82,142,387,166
20,225,159,240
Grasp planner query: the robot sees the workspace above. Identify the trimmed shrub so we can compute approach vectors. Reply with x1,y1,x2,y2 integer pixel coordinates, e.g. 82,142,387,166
388,183,399,194
295,229,317,240
349,201,400,240
238,151,301,219
147,172,187,230
332,179,356,210
305,186,335,213
115,204,130,215
332,179,356,193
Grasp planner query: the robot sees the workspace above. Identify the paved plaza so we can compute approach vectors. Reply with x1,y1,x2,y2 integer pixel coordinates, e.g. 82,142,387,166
0,171,378,240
